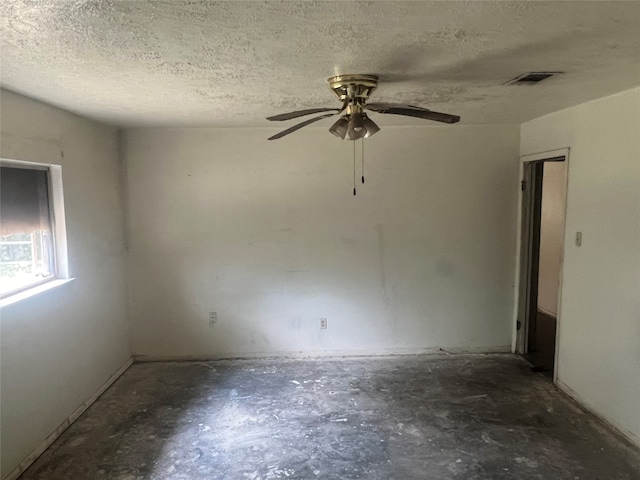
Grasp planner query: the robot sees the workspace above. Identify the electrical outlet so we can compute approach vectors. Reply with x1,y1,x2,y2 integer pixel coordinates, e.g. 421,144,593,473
209,311,217,327
320,318,327,329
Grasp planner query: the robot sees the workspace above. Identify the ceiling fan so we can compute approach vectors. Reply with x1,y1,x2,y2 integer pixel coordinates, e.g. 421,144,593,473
266,74,460,141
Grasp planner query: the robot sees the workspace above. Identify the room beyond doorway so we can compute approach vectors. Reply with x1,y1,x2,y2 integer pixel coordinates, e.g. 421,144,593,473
516,151,568,378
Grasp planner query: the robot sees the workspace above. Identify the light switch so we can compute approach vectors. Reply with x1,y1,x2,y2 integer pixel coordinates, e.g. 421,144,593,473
575,232,582,247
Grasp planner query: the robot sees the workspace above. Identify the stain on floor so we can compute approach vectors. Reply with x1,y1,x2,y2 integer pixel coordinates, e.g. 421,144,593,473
19,355,640,479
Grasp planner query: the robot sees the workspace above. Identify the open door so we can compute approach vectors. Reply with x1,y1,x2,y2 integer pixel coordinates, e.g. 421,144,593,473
517,162,544,355
516,152,567,378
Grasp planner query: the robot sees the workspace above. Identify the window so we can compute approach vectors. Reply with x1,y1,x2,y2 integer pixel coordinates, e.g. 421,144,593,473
0,160,69,300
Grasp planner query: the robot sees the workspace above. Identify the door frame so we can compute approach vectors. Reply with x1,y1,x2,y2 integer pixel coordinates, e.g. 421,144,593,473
513,148,570,382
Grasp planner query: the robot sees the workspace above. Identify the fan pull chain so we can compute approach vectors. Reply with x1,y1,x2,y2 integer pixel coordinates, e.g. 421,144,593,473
361,138,365,184
353,140,357,196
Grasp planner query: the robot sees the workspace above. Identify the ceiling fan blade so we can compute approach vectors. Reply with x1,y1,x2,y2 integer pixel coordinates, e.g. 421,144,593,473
268,112,338,140
366,102,430,112
266,107,341,121
367,106,460,124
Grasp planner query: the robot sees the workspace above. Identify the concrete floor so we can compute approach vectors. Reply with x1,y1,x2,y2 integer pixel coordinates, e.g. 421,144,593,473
20,355,640,480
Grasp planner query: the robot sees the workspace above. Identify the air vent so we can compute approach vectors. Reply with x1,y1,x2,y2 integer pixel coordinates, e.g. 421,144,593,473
505,72,562,85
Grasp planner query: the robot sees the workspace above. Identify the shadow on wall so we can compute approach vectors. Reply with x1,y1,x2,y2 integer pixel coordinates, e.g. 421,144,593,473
125,126,520,358
129,248,390,357
127,190,511,358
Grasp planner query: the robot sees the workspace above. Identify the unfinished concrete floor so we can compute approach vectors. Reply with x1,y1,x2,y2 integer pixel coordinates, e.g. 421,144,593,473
20,355,640,480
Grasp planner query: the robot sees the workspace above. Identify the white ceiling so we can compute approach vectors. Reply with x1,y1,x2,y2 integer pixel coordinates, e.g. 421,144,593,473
1,1,639,128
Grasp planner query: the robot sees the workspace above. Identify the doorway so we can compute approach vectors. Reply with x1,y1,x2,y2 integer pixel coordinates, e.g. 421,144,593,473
516,151,568,378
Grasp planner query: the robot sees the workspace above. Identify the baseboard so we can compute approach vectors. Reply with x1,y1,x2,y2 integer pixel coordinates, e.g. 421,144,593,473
3,357,134,480
135,345,512,362
556,379,640,449
536,306,557,318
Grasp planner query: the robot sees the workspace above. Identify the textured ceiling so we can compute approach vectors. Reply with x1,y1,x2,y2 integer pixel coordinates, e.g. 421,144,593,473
1,1,639,127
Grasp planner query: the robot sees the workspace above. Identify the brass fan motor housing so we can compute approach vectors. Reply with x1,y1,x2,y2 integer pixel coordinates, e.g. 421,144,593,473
327,74,379,103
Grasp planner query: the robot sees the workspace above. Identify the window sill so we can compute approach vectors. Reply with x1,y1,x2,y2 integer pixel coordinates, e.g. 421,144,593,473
0,278,76,308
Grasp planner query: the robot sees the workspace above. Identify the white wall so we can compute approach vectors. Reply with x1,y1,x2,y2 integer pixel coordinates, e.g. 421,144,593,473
537,161,567,316
521,87,640,445
123,125,520,359
0,90,131,478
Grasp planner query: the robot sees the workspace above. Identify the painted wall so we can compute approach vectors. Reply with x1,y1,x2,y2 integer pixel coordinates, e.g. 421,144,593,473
123,125,520,359
537,161,567,316
521,87,640,445
0,90,130,477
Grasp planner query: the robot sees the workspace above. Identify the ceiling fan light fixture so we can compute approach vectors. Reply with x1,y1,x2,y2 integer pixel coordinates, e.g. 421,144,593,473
266,73,460,142
362,114,380,138
329,116,349,139
347,114,366,140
